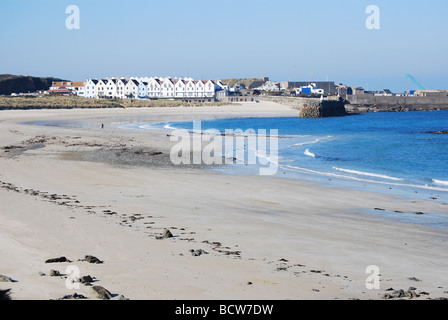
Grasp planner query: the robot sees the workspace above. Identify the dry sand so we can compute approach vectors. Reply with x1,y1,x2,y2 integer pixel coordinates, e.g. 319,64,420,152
0,102,447,301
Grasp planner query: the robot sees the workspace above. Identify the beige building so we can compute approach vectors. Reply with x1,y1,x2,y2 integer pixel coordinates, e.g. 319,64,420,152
414,90,448,97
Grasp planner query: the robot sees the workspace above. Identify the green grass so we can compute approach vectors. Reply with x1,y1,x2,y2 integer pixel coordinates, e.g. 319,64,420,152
0,95,236,110
0,95,122,110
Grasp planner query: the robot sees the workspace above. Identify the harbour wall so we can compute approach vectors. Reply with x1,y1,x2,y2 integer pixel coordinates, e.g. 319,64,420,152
345,95,448,113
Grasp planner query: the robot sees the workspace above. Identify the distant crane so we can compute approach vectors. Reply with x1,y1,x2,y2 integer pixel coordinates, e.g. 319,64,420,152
405,74,425,90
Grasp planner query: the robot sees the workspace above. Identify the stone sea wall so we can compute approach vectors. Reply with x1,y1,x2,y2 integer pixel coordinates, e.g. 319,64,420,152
259,96,347,118
345,95,448,113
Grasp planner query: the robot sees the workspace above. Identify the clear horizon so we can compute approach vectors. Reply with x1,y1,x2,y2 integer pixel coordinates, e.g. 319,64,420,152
1,0,447,93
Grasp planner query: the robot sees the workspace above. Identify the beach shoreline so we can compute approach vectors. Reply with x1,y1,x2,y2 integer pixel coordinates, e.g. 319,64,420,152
1,102,447,300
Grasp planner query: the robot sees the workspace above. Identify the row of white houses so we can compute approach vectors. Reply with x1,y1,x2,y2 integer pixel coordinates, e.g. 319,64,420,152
50,77,230,100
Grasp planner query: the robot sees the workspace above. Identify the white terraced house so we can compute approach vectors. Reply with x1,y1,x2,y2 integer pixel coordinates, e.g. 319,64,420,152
204,80,216,97
96,79,109,98
83,76,231,100
84,79,98,98
174,79,186,98
138,81,148,99
147,78,162,98
125,79,139,99
161,78,175,98
115,78,127,99
105,78,118,99
185,80,196,97
196,80,205,98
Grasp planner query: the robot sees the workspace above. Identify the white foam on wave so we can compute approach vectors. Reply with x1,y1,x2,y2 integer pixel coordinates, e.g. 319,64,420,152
304,149,316,158
281,164,448,192
433,179,448,186
163,123,178,130
333,167,404,181
292,136,332,147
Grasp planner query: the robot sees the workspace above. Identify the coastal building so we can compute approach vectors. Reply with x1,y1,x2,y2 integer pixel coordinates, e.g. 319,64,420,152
256,81,281,92
174,79,186,98
185,79,196,98
160,78,175,98
147,78,162,98
115,78,128,99
105,78,118,99
125,79,139,99
296,83,325,96
80,76,239,101
414,89,448,97
283,81,338,95
96,79,109,99
204,80,216,98
49,81,85,96
336,84,365,97
138,81,148,99
84,79,98,98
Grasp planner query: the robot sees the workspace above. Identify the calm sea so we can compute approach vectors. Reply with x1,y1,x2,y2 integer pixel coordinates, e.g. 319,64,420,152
153,111,448,203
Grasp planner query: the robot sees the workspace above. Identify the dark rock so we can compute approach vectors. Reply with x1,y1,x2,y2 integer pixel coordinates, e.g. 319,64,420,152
60,293,88,300
84,255,103,264
91,286,113,300
163,228,174,238
0,289,11,300
156,228,174,239
49,269,61,277
80,275,94,285
0,275,15,282
45,256,70,263
408,277,422,282
382,288,420,299
191,249,208,257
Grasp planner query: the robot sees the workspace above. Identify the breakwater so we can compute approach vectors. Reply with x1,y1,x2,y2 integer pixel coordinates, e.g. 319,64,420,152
258,96,347,118
345,95,448,113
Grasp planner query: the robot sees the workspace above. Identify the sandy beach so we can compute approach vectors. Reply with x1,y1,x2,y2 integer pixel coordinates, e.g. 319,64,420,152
1,101,447,301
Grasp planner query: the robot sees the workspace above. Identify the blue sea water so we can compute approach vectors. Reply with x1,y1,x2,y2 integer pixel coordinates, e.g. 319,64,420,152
150,111,448,202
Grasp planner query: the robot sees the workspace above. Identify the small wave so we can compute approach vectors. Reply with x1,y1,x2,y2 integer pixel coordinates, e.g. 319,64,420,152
333,167,404,181
433,179,448,186
281,165,448,192
292,136,332,147
163,123,178,130
304,149,316,158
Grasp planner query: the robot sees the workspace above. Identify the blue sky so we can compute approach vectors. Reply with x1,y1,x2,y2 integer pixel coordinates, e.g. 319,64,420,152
0,0,447,92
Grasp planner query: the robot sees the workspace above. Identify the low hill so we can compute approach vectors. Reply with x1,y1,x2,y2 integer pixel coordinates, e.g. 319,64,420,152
221,77,267,88
0,74,68,95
